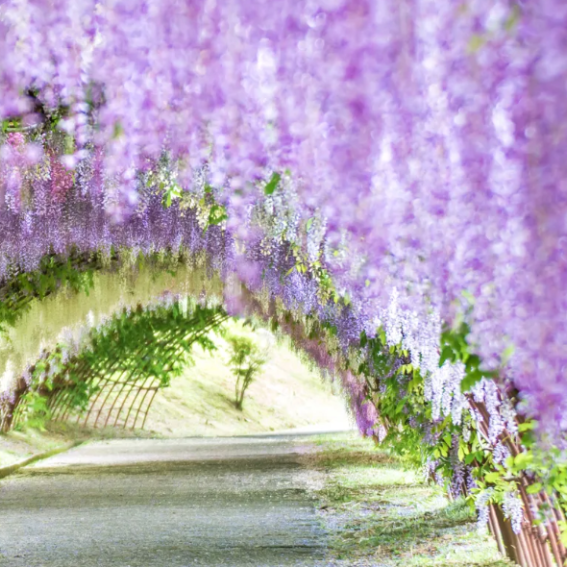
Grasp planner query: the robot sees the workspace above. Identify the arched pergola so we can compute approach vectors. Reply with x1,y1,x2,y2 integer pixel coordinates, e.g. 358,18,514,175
1,2,567,566
1,252,565,567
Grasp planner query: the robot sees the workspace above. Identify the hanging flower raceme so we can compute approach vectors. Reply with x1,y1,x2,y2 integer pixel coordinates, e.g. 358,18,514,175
1,0,563,435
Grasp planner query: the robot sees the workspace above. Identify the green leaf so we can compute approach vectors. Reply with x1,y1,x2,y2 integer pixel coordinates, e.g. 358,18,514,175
460,369,485,393
512,451,533,469
501,344,515,365
526,483,543,495
504,5,521,32
439,345,455,367
208,204,228,226
461,289,476,305
264,172,281,195
518,420,536,433
112,122,124,139
484,472,502,484
465,452,480,465
468,34,485,53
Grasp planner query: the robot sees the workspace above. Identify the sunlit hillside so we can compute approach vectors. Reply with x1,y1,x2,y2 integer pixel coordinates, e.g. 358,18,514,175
145,323,352,437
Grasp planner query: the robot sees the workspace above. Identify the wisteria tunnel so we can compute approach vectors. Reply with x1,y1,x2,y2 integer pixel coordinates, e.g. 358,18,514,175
1,1,567,566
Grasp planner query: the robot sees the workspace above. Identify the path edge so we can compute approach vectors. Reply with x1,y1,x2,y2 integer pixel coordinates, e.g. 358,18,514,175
0,440,83,479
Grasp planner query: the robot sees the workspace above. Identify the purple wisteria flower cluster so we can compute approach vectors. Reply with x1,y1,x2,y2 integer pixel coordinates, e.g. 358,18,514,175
1,0,564,436
0,140,228,282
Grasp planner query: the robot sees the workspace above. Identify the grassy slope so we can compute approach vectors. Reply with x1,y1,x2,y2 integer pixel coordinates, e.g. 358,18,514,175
144,332,351,437
303,433,514,567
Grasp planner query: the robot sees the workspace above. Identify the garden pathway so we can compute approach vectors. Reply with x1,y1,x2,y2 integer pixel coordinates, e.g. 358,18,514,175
0,436,328,567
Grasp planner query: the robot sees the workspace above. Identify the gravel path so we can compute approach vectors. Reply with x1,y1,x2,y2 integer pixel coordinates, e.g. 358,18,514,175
0,437,327,567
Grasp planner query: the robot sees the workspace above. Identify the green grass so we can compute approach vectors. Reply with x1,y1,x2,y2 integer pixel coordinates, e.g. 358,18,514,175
0,426,72,467
303,433,514,567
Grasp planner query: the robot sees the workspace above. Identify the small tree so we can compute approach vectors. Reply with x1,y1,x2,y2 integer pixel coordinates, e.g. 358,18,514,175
225,333,267,410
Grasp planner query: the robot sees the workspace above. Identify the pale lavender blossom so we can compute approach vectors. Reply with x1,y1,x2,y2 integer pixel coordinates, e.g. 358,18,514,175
476,489,494,531
502,492,524,535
